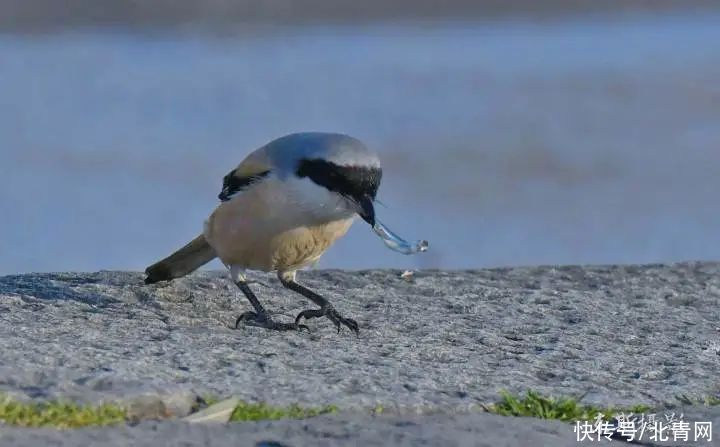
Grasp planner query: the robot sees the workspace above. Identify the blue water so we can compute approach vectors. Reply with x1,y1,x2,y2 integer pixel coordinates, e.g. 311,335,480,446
1,12,720,274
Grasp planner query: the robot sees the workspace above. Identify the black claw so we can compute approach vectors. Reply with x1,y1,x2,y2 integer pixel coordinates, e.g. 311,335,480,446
344,318,359,336
235,311,257,329
294,305,359,335
294,308,324,325
235,311,308,332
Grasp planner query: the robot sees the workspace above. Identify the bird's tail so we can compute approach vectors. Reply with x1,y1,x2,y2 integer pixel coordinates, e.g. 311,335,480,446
144,234,217,284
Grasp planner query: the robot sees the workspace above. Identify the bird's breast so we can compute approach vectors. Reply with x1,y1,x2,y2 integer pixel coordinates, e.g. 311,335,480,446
204,177,356,271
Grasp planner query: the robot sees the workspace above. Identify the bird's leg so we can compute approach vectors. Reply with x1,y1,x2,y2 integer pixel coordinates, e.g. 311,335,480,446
278,271,359,335
230,266,306,331
234,280,307,331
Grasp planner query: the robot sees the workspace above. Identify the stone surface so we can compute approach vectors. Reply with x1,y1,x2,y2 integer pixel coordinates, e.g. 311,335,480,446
184,398,240,423
2,407,719,446
0,264,719,445
0,412,594,447
124,394,168,423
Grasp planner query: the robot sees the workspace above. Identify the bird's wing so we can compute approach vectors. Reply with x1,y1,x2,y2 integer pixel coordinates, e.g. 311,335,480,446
218,151,273,202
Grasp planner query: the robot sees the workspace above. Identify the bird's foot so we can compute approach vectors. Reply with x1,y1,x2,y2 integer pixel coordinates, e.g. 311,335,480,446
235,311,308,331
294,305,359,335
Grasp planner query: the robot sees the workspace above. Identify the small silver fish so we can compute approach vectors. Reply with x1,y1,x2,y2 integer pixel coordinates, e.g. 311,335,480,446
372,220,429,255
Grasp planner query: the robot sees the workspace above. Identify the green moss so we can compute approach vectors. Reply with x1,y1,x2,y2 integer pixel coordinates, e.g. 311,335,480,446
229,401,338,422
5,389,716,429
0,396,126,428
487,390,652,422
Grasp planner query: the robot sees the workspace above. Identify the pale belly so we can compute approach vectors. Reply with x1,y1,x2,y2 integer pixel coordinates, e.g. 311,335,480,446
203,179,356,272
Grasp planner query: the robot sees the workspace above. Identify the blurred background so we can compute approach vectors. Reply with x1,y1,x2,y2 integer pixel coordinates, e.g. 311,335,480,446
1,0,719,274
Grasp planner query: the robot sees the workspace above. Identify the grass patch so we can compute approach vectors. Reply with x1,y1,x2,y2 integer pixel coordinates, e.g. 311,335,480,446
229,402,338,422
0,396,126,428
7,389,715,428
0,394,337,428
487,390,652,422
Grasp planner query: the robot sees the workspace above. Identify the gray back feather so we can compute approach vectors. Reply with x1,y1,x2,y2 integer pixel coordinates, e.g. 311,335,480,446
261,133,380,175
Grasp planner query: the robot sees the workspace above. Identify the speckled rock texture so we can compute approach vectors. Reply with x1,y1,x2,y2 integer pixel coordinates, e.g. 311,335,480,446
0,412,600,447
0,263,719,445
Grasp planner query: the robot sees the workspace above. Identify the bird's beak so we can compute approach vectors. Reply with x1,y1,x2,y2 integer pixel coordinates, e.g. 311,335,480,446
356,195,376,227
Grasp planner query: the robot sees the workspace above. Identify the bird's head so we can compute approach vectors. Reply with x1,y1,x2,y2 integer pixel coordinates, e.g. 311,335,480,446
265,132,382,226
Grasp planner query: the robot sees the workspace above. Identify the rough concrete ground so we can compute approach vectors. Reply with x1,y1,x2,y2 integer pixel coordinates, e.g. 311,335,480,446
0,412,585,447
3,407,720,447
0,263,719,445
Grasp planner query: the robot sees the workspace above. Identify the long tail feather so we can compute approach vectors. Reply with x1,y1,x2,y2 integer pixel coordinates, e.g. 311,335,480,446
144,234,216,284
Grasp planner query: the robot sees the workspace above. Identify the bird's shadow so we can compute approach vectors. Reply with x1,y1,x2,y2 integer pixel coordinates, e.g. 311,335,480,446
0,271,137,308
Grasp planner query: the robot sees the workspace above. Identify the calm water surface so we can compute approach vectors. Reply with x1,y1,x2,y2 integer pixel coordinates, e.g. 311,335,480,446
1,12,719,273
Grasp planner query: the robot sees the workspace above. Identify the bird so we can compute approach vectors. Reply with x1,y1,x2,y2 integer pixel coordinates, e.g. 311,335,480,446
144,132,384,335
